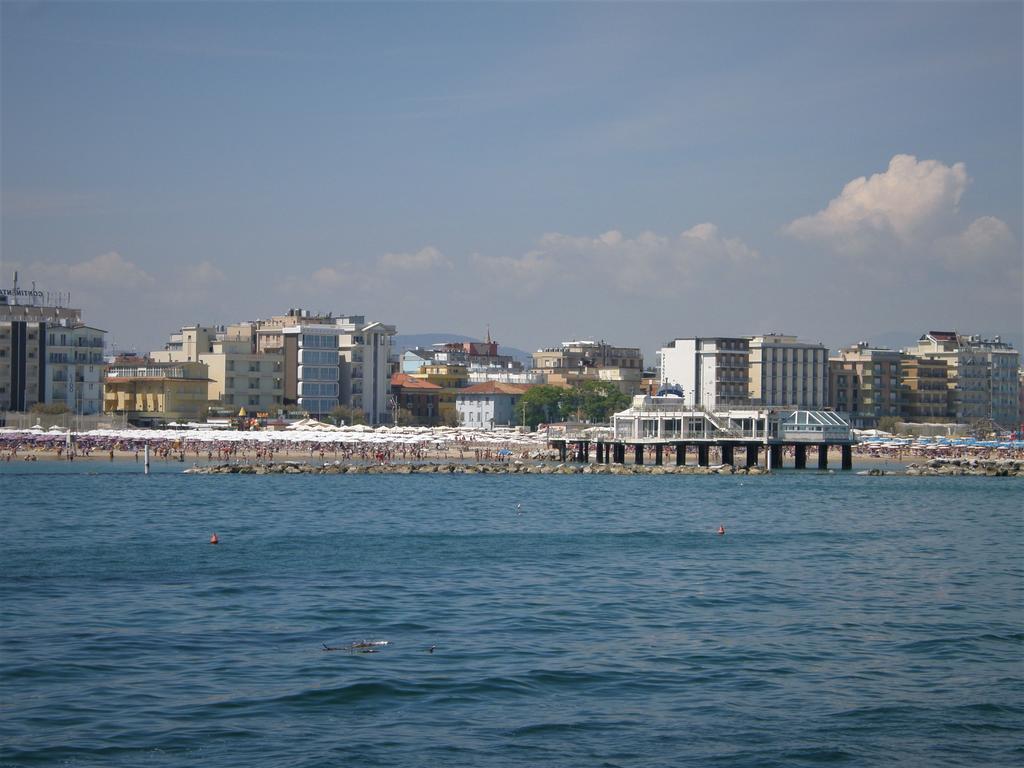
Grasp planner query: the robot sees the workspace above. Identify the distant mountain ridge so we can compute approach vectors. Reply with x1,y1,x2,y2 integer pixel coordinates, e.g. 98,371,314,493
392,333,534,367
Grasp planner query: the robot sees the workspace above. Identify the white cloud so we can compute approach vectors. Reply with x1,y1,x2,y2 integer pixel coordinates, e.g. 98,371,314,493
185,261,226,285
379,246,450,271
785,154,970,251
783,154,1019,289
473,224,758,294
282,248,451,298
64,251,157,289
935,215,1017,269
310,266,348,287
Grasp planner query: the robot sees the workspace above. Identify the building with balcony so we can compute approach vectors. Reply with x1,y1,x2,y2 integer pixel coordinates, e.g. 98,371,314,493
466,364,544,386
829,343,902,428
900,355,950,422
748,333,828,409
658,337,751,410
103,361,211,424
1,295,106,414
532,340,643,395
152,323,284,412
151,325,217,362
905,331,1020,427
147,309,397,422
337,316,396,425
44,324,106,415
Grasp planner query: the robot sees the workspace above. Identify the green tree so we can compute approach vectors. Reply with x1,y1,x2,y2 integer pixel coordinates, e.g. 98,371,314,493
575,380,630,422
519,385,573,430
330,404,366,426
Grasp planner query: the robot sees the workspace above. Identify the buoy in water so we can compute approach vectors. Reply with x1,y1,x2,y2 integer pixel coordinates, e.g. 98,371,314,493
210,532,219,545
717,525,726,535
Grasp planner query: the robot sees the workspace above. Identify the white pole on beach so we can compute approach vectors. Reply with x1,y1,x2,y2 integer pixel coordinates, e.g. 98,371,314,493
144,443,150,475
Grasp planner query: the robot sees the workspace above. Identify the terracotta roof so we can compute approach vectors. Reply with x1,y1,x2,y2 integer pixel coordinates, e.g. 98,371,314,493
391,372,442,390
458,382,531,395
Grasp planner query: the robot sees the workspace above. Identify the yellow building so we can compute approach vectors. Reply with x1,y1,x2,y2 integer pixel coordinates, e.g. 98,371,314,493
104,361,212,425
411,363,468,423
901,355,950,421
828,344,902,428
151,323,284,412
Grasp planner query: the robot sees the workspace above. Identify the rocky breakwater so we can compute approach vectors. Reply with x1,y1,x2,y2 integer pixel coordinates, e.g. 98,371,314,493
185,461,772,477
904,458,1023,477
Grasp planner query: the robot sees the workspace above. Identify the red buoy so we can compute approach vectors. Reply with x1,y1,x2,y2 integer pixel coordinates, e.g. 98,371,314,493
210,532,219,545
717,525,726,535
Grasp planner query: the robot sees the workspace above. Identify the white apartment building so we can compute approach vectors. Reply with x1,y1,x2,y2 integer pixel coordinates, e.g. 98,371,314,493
282,324,341,418
906,331,1021,426
658,337,751,410
336,316,396,425
209,326,283,412
1,295,105,414
45,323,106,415
748,333,828,409
153,309,397,422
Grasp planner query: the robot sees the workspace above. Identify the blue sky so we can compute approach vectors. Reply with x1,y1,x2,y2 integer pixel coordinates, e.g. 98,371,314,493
2,1,1021,359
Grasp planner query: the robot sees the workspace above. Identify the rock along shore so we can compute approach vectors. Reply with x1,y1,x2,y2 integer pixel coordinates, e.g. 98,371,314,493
184,457,1024,477
185,461,770,476
902,458,1023,477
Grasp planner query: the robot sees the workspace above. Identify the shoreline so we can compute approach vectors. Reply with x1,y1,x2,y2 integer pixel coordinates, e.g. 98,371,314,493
181,457,1020,477
0,448,913,473
0,446,1012,473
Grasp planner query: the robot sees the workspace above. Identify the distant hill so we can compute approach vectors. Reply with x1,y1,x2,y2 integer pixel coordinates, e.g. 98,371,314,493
392,333,534,367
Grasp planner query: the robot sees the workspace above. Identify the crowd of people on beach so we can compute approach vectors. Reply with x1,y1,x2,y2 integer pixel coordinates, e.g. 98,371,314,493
0,430,546,464
3,427,1023,464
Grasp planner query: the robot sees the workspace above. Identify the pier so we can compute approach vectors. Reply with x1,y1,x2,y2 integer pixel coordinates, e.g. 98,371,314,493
547,397,856,471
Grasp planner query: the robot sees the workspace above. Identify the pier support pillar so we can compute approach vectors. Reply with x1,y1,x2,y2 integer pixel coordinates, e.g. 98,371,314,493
697,444,710,467
841,444,853,471
818,444,829,470
581,441,590,463
721,444,734,466
795,444,807,470
596,442,604,463
605,444,611,464
746,444,759,468
558,441,567,462
770,444,784,470
676,443,686,466
634,444,644,465
655,444,663,466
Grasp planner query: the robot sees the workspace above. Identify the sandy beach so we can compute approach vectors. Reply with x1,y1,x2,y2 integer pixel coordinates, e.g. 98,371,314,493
4,426,1016,471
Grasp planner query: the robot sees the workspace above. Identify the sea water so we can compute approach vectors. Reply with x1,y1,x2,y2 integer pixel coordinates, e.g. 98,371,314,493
1,462,1021,767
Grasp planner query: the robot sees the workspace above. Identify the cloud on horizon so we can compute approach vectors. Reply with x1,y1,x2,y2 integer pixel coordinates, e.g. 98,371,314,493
783,154,1017,276
471,223,758,295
